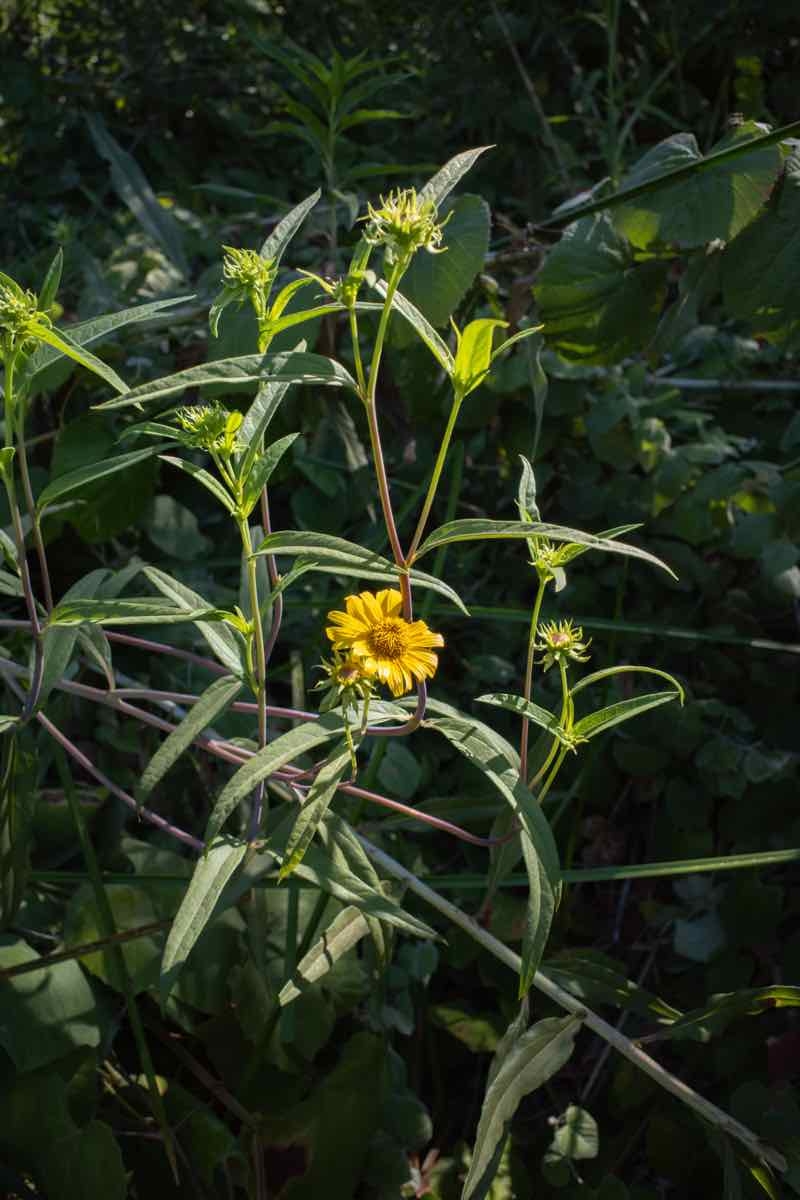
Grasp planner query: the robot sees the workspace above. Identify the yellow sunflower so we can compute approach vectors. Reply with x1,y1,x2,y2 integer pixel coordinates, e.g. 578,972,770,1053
325,588,444,697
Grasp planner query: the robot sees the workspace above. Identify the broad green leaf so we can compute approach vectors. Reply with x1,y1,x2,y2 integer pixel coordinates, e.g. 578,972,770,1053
158,454,236,513
535,211,669,363
0,935,104,1071
476,693,572,748
654,985,800,1042
572,691,681,739
94,350,358,410
137,674,242,803
419,146,493,207
50,597,225,626
278,905,370,1005
426,712,560,993
87,112,189,276
259,189,322,264
613,122,781,249
453,318,507,396
38,247,63,311
279,740,354,880
368,275,454,373
31,324,128,394
542,950,681,1022
241,432,299,515
722,148,800,341
39,569,111,709
462,1014,581,1200
160,838,247,1002
255,529,469,612
36,444,168,512
142,565,247,677
546,1105,598,1163
23,296,194,391
415,518,676,578
569,664,685,700
391,195,491,340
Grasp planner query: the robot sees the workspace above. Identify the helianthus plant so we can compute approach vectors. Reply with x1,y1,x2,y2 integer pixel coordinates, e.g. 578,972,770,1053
0,146,791,1198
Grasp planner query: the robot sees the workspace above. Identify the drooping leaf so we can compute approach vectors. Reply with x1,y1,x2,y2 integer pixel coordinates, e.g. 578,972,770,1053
722,148,800,342
426,711,560,992
94,350,358,410
569,664,685,700
542,950,681,1021
367,276,454,373
255,529,469,612
462,1014,581,1199
38,569,111,709
651,985,800,1042
31,324,128,395
279,905,370,1005
158,454,236,513
23,296,193,393
36,444,169,512
419,145,493,207
415,518,676,577
160,838,248,1002
535,211,669,363
137,674,243,803
142,565,247,677
87,112,189,276
613,122,782,249
279,740,354,879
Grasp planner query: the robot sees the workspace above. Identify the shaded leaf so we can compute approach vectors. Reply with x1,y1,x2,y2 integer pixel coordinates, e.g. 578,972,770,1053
278,905,370,1006
142,565,247,676
279,740,354,879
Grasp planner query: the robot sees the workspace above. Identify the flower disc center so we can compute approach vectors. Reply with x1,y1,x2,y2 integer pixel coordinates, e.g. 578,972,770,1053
368,618,408,659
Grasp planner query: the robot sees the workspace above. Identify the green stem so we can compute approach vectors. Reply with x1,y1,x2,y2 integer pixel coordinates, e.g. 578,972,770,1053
349,308,367,397
239,518,268,838
407,389,464,563
15,403,53,612
519,575,548,783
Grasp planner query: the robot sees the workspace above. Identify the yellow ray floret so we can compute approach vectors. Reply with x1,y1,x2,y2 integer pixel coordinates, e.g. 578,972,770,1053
325,588,444,697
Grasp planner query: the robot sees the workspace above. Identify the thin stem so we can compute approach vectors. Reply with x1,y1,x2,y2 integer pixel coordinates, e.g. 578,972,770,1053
348,308,367,397
364,260,406,570
15,409,53,611
519,575,547,782
105,631,227,674
260,487,283,668
357,836,788,1175
240,518,268,839
407,391,463,563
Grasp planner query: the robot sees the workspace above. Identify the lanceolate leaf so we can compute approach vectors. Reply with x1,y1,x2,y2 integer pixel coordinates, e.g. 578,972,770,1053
368,276,455,373
476,693,572,748
419,145,493,207
415,519,676,578
241,432,299,515
426,711,560,993
205,715,350,843
259,189,321,264
572,691,681,739
137,674,243,803
49,598,226,626
142,565,247,677
94,351,358,411
36,444,169,512
278,906,370,1006
255,529,469,612
38,248,64,312
279,740,354,879
462,1014,581,1200
648,985,800,1043
160,838,247,1003
569,664,685,700
542,950,681,1022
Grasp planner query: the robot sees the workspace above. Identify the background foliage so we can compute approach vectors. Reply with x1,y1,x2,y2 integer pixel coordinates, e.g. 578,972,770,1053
1,1,799,1197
